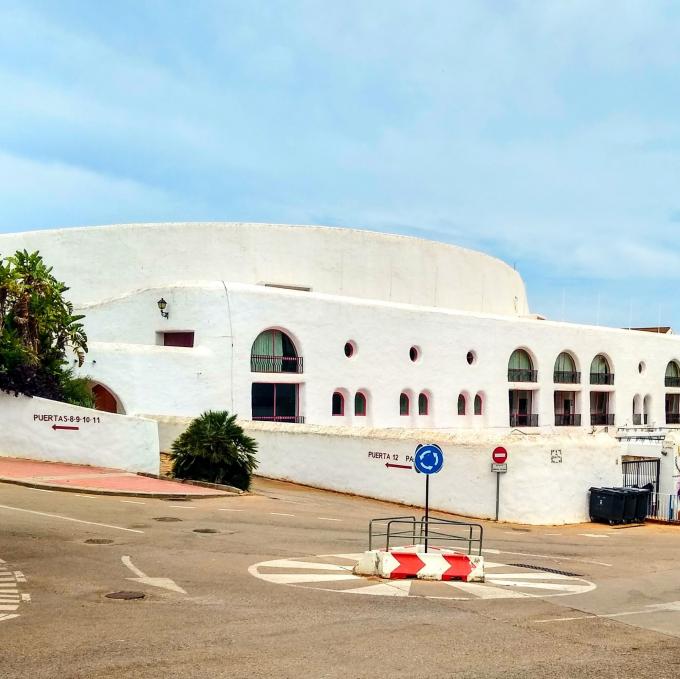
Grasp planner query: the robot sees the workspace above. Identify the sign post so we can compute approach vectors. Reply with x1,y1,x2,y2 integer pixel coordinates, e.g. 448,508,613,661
413,443,444,552
491,447,508,521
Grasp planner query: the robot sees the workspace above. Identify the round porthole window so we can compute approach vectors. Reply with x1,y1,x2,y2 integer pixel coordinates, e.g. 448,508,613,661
409,346,420,362
467,351,477,365
344,341,355,358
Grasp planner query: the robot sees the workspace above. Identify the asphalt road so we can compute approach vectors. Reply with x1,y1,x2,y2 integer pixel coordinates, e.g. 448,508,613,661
0,478,679,679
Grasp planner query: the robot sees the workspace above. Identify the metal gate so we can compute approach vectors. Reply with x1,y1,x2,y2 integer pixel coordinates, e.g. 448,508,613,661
622,458,660,493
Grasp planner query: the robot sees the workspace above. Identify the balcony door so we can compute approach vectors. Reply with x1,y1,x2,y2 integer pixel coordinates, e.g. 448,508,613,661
252,383,300,422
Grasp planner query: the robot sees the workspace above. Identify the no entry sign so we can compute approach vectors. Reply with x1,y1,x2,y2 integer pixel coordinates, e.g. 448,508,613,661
492,447,508,464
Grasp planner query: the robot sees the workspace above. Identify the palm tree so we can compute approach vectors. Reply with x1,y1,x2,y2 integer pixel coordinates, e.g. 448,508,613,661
171,411,259,490
0,250,89,403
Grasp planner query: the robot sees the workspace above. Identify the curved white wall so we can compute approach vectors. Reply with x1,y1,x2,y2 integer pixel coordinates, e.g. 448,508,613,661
0,222,529,316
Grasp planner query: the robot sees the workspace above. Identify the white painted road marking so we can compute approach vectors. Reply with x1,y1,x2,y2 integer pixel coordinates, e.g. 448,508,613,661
0,559,28,624
249,554,596,601
0,504,144,534
483,547,612,568
317,517,341,522
578,534,610,539
121,500,146,505
121,556,187,594
536,601,680,623
218,508,243,512
270,512,295,517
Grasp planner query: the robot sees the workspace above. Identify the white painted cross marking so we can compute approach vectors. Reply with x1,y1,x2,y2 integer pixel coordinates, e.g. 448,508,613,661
249,554,597,601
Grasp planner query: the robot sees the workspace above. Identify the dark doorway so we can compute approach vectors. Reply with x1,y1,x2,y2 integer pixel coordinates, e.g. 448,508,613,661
251,383,302,423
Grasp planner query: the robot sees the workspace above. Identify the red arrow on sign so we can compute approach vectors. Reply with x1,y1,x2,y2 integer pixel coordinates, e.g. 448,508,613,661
390,553,425,579
385,462,412,470
52,424,79,431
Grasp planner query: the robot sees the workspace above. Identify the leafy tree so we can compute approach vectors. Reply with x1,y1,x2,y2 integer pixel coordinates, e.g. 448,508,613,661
0,249,91,405
171,411,258,490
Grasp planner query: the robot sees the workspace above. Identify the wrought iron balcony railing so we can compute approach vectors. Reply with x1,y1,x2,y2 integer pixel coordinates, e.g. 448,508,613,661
508,369,538,383
250,354,304,374
590,372,614,385
252,415,305,424
553,371,581,384
665,413,680,425
555,414,581,426
665,376,680,388
509,413,539,427
591,413,615,426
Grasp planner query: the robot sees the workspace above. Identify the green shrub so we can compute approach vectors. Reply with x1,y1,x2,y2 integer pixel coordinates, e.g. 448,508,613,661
171,411,258,490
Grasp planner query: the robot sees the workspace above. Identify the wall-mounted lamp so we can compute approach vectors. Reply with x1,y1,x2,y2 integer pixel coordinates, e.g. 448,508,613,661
157,298,169,319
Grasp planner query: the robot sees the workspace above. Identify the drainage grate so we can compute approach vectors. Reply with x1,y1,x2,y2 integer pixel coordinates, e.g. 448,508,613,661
508,563,583,577
105,591,145,600
154,517,182,522
193,528,218,534
84,538,114,545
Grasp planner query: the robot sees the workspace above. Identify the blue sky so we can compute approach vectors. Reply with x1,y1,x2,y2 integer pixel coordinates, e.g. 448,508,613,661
1,1,680,328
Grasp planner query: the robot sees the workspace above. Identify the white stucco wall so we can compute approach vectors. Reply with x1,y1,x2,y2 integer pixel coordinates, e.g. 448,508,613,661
149,416,620,525
63,279,680,435
0,222,529,317
245,423,620,525
0,393,159,474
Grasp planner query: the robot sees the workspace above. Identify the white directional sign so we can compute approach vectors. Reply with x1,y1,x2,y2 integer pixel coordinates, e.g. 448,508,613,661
491,463,507,473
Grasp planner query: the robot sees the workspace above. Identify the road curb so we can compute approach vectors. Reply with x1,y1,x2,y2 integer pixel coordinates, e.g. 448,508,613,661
0,476,237,499
136,472,246,495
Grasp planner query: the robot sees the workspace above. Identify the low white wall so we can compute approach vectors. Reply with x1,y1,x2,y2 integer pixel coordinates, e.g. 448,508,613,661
152,415,620,524
0,393,160,474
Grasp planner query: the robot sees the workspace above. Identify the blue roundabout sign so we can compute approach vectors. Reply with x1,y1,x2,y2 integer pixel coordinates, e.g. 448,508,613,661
413,444,444,475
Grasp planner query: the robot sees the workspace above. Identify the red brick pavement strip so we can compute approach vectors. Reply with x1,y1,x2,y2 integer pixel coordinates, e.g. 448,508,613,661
0,457,231,498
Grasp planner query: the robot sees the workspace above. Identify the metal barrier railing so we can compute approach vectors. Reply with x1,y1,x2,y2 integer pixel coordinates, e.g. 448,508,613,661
647,493,679,523
368,516,483,555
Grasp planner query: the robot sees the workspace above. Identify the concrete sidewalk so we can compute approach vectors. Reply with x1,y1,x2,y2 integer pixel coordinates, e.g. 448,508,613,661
0,457,234,498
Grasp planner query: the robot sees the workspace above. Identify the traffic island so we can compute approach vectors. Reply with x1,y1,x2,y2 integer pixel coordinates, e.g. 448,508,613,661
353,545,484,582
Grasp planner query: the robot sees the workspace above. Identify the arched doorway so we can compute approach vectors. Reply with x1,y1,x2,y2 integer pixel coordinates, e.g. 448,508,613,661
92,384,121,414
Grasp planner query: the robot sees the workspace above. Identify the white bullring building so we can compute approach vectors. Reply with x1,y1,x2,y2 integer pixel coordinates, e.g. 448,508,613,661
2,222,679,524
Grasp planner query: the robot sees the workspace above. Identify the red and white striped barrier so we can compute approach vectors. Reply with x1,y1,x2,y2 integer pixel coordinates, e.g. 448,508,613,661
354,545,484,582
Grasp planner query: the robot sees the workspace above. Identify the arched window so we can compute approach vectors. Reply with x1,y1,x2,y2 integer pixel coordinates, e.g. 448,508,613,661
590,354,613,385
666,361,680,387
474,394,482,415
251,329,301,373
643,394,652,425
418,393,429,415
508,349,536,382
400,393,410,416
355,392,367,416
633,394,642,425
554,352,579,384
457,393,467,415
332,392,344,416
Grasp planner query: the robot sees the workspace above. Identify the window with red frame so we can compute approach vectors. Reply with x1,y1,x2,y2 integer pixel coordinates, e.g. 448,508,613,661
332,392,344,416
